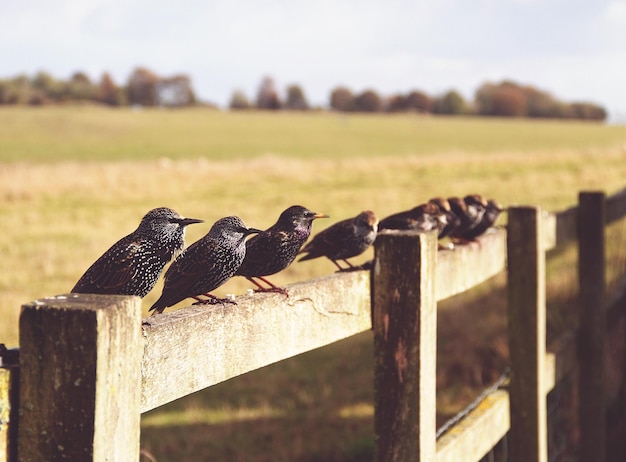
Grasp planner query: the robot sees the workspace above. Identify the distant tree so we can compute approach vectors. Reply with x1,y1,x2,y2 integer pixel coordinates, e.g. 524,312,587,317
68,71,97,101
97,73,125,106
31,71,65,101
567,102,607,121
434,90,466,115
329,86,354,111
156,74,195,107
229,89,251,110
126,67,159,106
406,90,433,113
495,85,526,116
354,89,382,112
387,94,409,112
256,76,281,110
523,85,560,118
284,84,309,110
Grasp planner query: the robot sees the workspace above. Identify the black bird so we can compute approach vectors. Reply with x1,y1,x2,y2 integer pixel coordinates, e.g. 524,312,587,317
448,194,489,243
235,205,328,294
298,210,378,271
428,197,462,239
149,216,261,315
72,207,203,297
459,198,505,241
378,202,447,235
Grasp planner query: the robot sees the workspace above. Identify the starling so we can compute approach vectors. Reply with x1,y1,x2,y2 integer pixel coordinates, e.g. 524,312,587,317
378,202,447,235
428,197,462,239
235,205,328,294
448,194,488,243
298,210,378,271
149,216,261,315
459,198,505,241
72,207,203,297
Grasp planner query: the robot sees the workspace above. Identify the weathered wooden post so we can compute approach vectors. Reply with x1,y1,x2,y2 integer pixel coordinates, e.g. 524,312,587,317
373,230,438,462
578,191,606,462
17,294,142,462
507,206,548,462
1,346,19,462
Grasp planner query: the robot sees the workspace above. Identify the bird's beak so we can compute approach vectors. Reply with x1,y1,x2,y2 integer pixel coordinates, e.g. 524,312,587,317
178,217,204,227
313,213,329,219
247,227,263,235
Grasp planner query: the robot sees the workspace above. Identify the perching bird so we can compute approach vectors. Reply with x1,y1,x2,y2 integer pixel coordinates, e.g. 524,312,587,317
447,196,481,242
459,198,505,241
72,207,203,297
235,205,328,294
428,197,462,239
149,216,261,315
298,210,378,271
378,202,447,235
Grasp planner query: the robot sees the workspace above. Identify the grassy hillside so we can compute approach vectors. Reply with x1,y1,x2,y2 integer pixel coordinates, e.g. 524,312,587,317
2,107,626,461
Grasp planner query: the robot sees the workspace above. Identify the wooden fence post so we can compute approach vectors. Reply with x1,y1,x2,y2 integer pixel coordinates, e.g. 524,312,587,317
507,206,548,462
578,191,606,462
17,294,142,462
373,230,437,462
1,347,19,462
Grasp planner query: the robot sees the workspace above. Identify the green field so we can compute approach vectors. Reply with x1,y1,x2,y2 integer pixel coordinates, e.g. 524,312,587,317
2,107,626,461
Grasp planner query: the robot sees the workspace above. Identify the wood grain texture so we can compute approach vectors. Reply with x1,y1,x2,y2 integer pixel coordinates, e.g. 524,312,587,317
507,207,548,462
18,294,142,462
0,366,18,462
140,270,372,413
373,230,437,462
436,229,506,301
436,390,510,462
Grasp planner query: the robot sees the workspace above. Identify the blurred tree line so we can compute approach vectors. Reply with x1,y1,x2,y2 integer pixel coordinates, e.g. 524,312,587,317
237,76,606,121
0,67,196,108
0,68,607,121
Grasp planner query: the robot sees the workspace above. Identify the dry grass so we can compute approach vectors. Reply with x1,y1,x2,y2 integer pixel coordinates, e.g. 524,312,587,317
2,108,626,461
4,147,626,347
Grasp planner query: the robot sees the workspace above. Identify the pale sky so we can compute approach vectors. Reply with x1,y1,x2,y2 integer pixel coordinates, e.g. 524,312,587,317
2,0,626,118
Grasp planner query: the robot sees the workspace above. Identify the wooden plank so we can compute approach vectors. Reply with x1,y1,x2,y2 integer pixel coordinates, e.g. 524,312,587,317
507,206,548,462
372,230,438,462
140,270,371,413
577,191,607,462
434,339,576,462
436,390,510,462
0,366,18,462
545,332,576,393
606,186,626,224
436,229,506,301
18,294,142,462
606,284,626,329
543,206,577,250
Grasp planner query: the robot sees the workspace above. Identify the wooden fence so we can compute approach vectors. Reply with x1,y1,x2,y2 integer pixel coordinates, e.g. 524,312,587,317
2,188,626,462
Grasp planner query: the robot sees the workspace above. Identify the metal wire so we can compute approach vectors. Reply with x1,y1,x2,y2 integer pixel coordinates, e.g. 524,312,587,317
436,367,511,440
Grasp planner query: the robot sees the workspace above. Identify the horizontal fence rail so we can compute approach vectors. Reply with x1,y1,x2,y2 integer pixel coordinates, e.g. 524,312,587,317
141,228,507,413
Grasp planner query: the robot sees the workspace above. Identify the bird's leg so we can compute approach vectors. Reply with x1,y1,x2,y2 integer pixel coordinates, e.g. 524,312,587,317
192,294,237,306
335,259,361,272
248,276,289,296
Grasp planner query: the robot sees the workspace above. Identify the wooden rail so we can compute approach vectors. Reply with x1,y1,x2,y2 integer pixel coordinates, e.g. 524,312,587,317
2,186,625,462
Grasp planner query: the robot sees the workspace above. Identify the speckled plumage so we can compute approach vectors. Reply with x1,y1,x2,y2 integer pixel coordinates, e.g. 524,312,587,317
236,205,328,293
71,207,203,298
378,202,447,235
149,216,261,314
299,210,378,271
